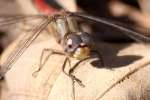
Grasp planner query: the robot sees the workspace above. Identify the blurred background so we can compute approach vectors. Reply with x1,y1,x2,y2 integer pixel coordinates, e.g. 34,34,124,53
0,0,150,54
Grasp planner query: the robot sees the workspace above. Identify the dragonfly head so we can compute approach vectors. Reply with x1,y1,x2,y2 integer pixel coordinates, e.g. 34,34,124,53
63,32,92,60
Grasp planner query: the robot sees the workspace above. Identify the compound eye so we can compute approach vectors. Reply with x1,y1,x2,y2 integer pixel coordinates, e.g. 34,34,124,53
65,34,82,53
67,34,82,47
80,32,92,45
67,39,73,48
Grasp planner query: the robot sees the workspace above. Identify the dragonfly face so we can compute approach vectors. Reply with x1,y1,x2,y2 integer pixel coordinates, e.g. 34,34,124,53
63,32,91,60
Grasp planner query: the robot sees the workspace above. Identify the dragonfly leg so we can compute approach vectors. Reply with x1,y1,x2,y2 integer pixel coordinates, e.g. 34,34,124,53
91,50,105,67
62,57,86,87
32,48,65,77
66,57,92,87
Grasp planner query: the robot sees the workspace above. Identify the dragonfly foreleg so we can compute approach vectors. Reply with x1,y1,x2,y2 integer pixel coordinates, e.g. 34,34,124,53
32,48,65,77
67,50,105,87
62,57,86,87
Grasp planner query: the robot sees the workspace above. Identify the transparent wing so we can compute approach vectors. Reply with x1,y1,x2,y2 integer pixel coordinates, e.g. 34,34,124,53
0,16,51,78
0,14,47,26
70,12,150,42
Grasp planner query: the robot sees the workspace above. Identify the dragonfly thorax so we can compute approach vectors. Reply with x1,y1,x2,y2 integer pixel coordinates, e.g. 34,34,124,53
49,14,80,43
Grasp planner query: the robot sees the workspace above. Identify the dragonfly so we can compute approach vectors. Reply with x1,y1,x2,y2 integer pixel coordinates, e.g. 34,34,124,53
0,10,150,85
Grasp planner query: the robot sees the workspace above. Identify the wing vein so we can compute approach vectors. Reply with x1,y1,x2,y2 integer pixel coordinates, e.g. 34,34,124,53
0,16,51,78
0,15,46,26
